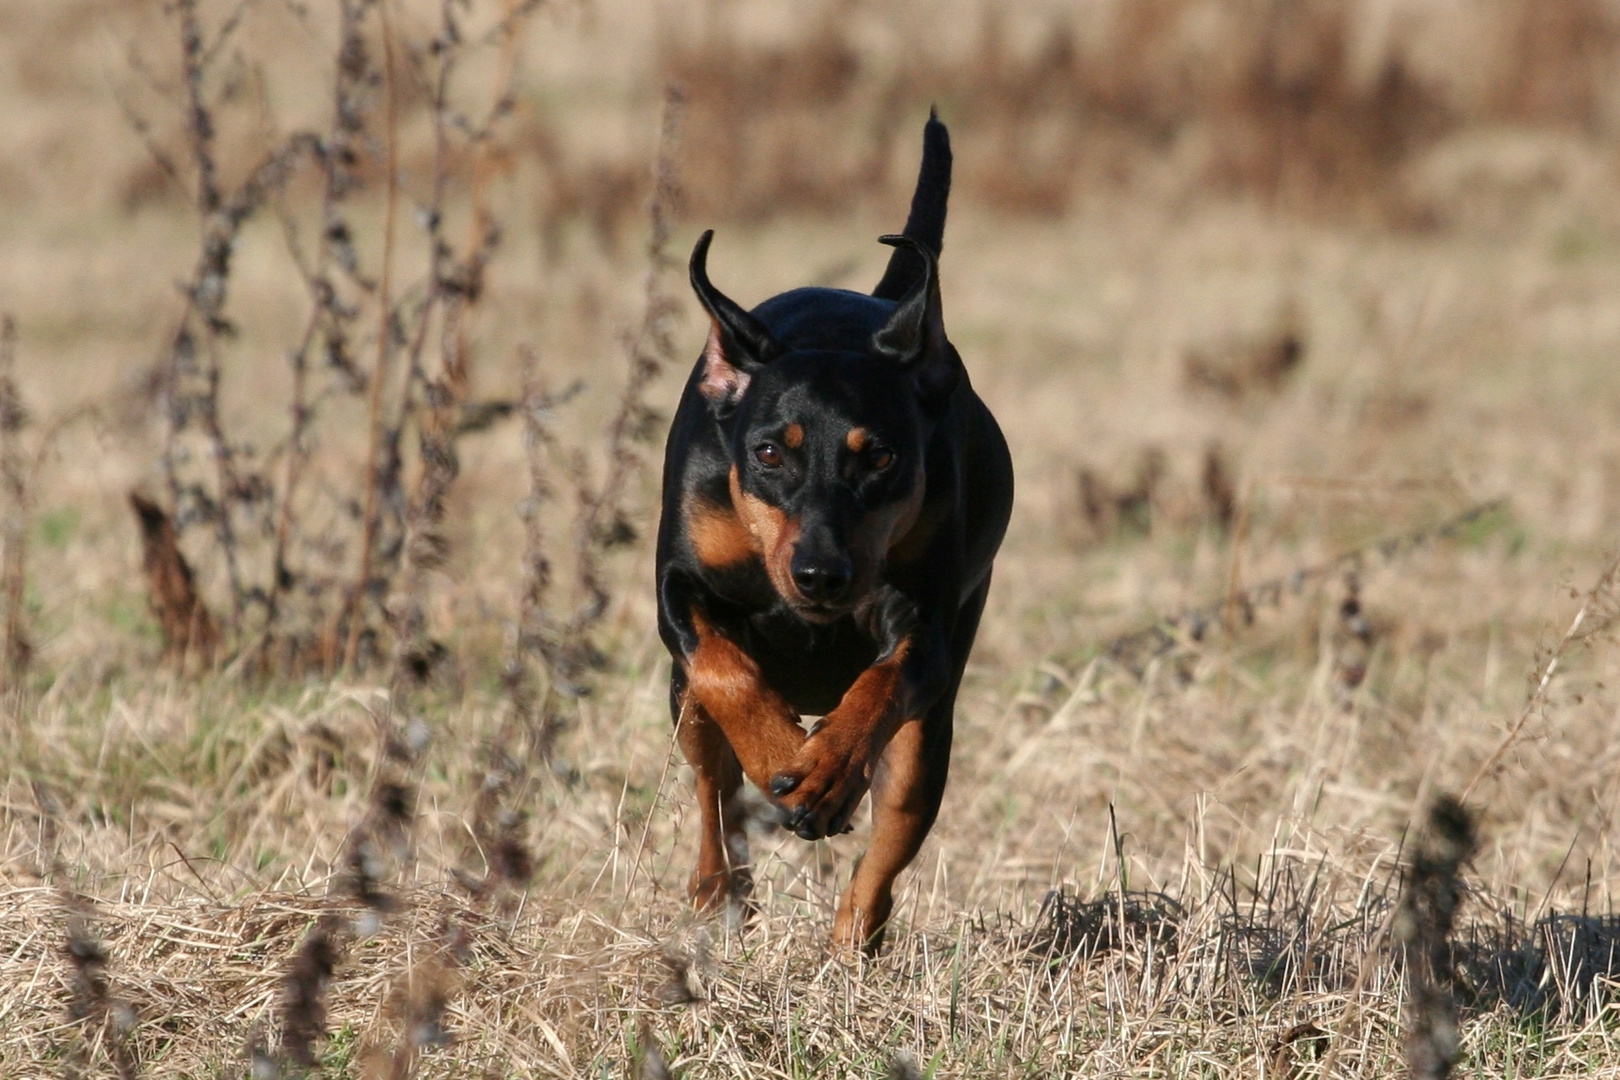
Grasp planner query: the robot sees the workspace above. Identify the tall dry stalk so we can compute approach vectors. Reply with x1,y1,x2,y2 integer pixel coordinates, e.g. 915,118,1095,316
524,84,687,695
160,0,321,637
1394,796,1478,1080
276,914,345,1071
269,0,382,669
578,84,687,562
61,893,139,1080
0,315,30,701
343,0,401,676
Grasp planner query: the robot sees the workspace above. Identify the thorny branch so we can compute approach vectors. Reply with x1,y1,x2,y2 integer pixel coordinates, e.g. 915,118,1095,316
133,0,544,678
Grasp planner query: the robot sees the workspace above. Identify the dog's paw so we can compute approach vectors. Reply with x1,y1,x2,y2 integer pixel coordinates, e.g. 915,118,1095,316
769,731,871,840
689,864,755,924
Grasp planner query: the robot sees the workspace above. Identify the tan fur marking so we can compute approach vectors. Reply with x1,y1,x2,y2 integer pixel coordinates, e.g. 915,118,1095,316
845,427,868,452
783,423,804,449
685,497,758,568
774,637,916,847
827,638,912,733
683,611,806,789
729,465,801,601
676,690,752,911
832,714,930,953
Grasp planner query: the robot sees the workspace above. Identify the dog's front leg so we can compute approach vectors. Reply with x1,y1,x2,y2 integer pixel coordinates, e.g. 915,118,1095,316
668,599,806,916
673,686,754,913
769,621,943,842
676,608,806,791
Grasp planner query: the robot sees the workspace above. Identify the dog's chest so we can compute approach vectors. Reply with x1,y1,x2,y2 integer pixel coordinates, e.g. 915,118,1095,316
742,611,879,716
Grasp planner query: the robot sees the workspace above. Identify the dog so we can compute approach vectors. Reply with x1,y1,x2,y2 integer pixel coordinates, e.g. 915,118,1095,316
655,112,1013,952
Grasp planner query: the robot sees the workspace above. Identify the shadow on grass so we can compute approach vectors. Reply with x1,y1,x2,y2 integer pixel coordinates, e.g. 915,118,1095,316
1022,860,1620,1024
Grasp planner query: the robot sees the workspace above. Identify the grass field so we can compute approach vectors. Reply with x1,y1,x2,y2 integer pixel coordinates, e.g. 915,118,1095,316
5,1,1620,1076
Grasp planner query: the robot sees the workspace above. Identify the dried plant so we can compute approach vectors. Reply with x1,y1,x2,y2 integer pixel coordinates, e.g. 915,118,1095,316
266,0,388,671
1463,543,1620,801
499,347,579,752
454,739,537,907
129,492,219,669
157,0,321,631
1333,572,1376,693
1394,796,1478,1080
0,315,30,700
61,894,139,1080
342,763,416,924
279,914,346,1070
633,1022,674,1080
542,84,687,694
584,84,686,559
376,0,527,691
123,0,543,680
1107,499,1506,674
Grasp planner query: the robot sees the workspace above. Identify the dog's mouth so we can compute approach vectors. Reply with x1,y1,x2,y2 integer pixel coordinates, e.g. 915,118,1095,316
788,598,850,623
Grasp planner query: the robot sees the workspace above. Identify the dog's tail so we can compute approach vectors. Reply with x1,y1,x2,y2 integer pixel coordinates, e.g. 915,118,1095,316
872,108,951,302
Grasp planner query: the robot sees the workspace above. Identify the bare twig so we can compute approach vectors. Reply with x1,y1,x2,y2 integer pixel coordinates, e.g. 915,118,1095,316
268,0,381,666
1107,499,1508,674
1461,546,1620,801
344,0,402,675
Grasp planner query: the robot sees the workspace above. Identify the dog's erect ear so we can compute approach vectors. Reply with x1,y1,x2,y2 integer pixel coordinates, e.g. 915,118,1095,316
872,234,960,409
689,230,782,413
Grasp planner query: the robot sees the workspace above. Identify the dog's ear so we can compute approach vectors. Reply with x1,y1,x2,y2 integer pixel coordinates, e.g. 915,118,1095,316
690,230,781,414
872,234,960,409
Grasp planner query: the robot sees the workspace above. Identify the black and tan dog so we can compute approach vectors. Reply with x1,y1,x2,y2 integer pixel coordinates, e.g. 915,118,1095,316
655,113,1013,951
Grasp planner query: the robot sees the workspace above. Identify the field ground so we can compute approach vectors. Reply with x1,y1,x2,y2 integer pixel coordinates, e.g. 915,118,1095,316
5,1,1620,1077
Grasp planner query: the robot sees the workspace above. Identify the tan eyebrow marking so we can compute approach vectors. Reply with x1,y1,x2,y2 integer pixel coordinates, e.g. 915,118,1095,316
784,423,804,449
845,427,868,452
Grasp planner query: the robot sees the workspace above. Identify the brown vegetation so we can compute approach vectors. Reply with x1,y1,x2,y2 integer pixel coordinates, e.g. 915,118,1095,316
129,492,218,669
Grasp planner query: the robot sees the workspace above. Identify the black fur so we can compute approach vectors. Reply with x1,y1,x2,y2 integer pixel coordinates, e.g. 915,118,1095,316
656,114,1012,850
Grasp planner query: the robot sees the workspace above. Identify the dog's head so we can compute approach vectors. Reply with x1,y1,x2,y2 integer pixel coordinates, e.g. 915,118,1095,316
687,231,961,620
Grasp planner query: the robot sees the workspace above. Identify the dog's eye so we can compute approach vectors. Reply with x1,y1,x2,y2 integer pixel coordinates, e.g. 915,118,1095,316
754,443,782,468
869,449,895,471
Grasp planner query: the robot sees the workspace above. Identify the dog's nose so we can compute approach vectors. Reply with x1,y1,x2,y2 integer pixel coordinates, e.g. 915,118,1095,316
790,553,852,602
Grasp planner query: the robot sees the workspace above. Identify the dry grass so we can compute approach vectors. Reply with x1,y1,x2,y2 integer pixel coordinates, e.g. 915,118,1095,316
6,0,1620,1076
